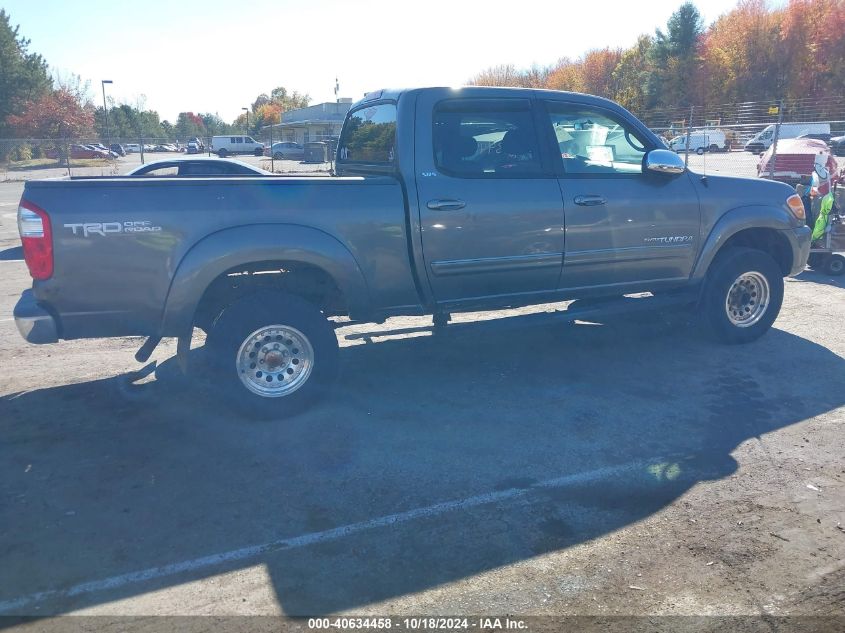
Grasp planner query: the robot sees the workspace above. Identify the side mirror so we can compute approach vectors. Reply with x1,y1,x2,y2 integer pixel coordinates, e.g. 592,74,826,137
645,149,686,175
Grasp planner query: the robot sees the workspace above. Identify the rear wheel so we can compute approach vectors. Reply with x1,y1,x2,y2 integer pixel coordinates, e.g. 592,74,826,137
824,254,845,276
709,144,719,152
273,152,284,160
700,247,783,344
205,292,339,418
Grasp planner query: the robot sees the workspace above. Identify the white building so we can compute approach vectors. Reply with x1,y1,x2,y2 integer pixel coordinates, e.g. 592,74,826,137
267,98,353,144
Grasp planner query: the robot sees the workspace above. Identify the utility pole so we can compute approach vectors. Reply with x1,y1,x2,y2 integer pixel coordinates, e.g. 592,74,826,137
242,107,249,135
101,80,113,149
768,99,785,180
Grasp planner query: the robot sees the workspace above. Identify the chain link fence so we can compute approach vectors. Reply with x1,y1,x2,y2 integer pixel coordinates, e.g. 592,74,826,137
2,97,844,182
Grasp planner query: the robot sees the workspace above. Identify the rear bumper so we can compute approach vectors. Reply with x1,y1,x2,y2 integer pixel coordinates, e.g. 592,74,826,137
13,289,59,344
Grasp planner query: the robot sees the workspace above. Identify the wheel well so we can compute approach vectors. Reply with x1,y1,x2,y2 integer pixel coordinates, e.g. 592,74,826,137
719,228,792,275
193,260,346,332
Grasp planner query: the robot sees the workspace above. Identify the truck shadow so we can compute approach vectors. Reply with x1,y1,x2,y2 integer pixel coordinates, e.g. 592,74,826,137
1,318,843,615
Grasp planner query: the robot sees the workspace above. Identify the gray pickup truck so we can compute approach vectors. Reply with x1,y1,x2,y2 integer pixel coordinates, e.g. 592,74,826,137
14,87,811,416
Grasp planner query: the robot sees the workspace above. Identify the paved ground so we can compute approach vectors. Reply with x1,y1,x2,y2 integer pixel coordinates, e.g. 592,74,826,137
0,180,844,621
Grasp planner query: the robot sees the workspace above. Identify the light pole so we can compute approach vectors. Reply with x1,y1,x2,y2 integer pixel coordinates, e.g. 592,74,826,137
242,107,249,135
101,80,113,150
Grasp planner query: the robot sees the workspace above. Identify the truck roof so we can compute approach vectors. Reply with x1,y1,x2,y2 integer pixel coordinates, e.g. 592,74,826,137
351,86,629,113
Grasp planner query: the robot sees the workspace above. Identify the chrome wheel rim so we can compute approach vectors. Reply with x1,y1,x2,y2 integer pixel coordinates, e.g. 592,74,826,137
725,271,770,327
235,325,314,397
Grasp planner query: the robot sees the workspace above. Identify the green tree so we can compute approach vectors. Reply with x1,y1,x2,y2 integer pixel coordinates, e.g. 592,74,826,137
649,2,704,107
0,9,51,134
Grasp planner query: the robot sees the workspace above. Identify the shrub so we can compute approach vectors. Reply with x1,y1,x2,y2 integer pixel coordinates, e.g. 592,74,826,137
12,143,33,162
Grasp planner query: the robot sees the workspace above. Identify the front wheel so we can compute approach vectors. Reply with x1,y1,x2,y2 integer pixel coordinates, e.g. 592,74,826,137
254,148,263,156
700,247,784,344
273,152,284,160
217,148,228,157
205,293,339,418
696,147,705,155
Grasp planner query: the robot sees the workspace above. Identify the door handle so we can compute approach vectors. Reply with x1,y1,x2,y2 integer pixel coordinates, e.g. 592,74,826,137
427,199,466,211
574,195,607,206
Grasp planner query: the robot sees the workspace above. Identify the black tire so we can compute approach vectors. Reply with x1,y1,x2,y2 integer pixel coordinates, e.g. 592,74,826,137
709,144,719,153
205,292,339,418
700,247,784,344
696,147,705,155
824,254,845,276
273,152,283,160
217,148,228,157
254,148,263,156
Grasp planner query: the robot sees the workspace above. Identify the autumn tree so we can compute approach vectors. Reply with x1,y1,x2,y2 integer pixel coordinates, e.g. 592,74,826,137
780,0,845,101
0,9,51,134
6,88,94,139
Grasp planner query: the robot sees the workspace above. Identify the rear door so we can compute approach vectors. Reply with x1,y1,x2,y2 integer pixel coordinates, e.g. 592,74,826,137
539,99,700,290
413,90,564,303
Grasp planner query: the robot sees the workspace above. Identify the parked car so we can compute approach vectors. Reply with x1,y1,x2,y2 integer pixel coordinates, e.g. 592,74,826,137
829,135,845,156
51,144,111,159
797,132,832,144
110,144,127,157
757,138,839,191
669,130,728,155
125,158,268,177
265,141,305,160
14,86,812,418
124,143,141,153
210,135,264,157
185,142,201,155
745,122,831,153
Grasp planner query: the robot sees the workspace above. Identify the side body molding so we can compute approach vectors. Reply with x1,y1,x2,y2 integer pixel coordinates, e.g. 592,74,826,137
690,204,805,281
159,224,371,337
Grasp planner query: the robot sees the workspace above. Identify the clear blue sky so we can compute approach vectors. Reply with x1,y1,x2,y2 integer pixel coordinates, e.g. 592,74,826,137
3,0,773,122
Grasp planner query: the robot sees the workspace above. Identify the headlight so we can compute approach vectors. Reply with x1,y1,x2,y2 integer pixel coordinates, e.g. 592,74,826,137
786,194,806,221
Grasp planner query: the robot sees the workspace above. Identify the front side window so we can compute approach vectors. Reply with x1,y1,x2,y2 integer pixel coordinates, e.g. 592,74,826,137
338,103,396,164
433,99,542,178
545,103,650,175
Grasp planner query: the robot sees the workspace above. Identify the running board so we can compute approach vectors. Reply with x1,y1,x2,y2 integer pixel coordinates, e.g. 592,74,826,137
344,291,697,341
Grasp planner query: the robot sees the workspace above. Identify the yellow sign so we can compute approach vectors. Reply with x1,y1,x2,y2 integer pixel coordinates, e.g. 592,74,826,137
768,106,779,115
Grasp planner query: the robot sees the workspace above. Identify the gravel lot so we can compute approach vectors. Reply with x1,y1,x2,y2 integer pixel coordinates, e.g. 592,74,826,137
0,179,843,624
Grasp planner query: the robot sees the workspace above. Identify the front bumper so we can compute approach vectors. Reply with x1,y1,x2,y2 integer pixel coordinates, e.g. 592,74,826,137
13,289,59,344
788,225,813,276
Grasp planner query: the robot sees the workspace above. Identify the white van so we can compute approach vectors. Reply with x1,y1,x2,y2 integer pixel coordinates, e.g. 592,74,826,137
744,122,831,153
210,135,265,157
669,130,728,155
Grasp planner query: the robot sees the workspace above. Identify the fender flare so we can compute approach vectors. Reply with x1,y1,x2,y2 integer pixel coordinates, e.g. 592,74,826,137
690,204,804,281
159,224,371,337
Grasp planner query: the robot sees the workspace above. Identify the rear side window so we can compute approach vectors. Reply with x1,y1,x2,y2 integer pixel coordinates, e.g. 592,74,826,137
433,99,543,178
338,103,397,165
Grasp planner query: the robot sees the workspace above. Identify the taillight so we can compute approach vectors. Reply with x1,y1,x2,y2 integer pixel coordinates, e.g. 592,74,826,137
18,199,53,280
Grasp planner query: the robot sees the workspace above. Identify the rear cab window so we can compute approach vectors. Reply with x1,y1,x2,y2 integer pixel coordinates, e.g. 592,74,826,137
337,102,397,175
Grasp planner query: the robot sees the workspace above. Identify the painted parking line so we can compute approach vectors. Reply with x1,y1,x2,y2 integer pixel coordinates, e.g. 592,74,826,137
0,457,676,614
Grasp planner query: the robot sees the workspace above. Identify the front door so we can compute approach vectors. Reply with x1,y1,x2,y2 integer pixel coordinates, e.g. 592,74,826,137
540,100,701,290
414,91,565,303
